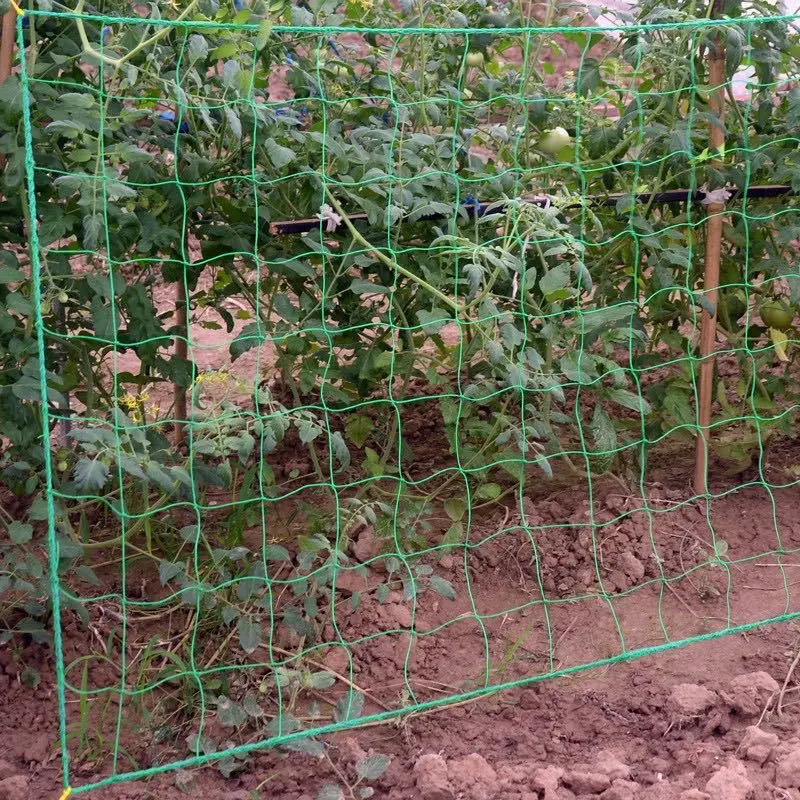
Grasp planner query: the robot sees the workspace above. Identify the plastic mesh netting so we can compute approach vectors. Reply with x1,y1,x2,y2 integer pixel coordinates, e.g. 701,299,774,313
14,6,800,795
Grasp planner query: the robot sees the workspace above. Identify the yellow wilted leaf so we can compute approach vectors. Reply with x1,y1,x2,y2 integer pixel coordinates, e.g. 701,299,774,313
770,327,790,362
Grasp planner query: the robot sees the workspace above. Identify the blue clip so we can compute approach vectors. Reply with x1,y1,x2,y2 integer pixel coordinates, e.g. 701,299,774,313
328,39,342,59
233,0,245,9
158,111,189,134
462,194,479,209
101,25,112,44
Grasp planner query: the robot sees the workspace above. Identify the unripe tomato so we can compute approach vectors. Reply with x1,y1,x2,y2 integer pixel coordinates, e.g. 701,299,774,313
58,291,69,304
760,299,794,331
539,126,572,155
57,461,68,472
465,51,485,68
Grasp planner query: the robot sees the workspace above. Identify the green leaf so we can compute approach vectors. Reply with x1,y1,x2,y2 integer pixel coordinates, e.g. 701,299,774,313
8,521,33,544
73,458,110,492
307,671,336,689
6,292,32,316
297,418,321,444
345,415,373,448
265,544,290,561
159,560,183,586
216,696,247,727
581,303,636,332
91,295,116,340
441,521,463,546
211,42,238,60
284,737,325,756
224,106,242,140
21,666,40,689
608,389,652,415
476,482,502,500
83,214,103,250
292,4,314,24
179,525,199,543
539,265,571,301
238,616,261,653
317,785,344,800
576,58,603,96
417,307,450,333
230,322,264,360
242,694,264,717
376,583,390,603
266,138,296,169
444,498,465,522
334,691,364,722
0,266,24,284
355,754,391,780
590,404,617,455
74,565,101,585
429,575,456,600
188,34,209,61
255,18,273,51
350,279,389,296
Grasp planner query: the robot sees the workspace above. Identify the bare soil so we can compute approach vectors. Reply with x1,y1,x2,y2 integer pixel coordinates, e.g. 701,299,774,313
4,457,800,799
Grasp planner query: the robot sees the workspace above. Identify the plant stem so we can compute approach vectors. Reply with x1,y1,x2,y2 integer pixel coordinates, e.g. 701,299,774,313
325,194,463,314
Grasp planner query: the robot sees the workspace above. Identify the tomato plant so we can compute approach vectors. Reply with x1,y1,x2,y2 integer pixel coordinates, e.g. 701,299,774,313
1,0,800,757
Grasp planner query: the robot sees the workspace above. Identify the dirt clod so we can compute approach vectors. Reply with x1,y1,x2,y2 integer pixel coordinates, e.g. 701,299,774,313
448,753,497,800
561,770,612,794
594,751,631,781
726,672,780,716
667,684,718,717
352,526,382,563
0,764,14,782
385,602,413,629
776,747,800,788
415,753,455,800
704,758,754,800
679,791,711,800
531,765,565,799
600,779,641,800
22,733,50,764
738,725,778,765
0,776,29,800
618,552,645,582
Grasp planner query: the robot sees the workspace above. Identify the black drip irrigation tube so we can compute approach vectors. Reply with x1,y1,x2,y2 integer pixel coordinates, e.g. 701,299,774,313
268,184,797,236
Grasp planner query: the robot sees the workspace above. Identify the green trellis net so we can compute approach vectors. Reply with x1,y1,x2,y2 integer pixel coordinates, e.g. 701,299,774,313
14,5,800,795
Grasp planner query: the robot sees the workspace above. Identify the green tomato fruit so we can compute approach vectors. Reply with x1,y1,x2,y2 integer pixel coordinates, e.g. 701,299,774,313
57,291,69,304
57,461,68,472
465,51,485,68
539,126,572,156
760,299,794,331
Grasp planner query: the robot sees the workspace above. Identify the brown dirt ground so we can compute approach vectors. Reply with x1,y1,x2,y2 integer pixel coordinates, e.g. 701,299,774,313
4,458,800,799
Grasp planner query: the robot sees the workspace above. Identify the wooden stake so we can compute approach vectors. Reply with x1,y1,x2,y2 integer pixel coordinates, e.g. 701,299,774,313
0,10,14,88
174,282,188,447
693,28,726,496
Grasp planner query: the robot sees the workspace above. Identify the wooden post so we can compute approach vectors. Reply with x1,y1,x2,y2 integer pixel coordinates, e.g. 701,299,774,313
693,21,726,496
0,10,14,87
174,283,187,447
